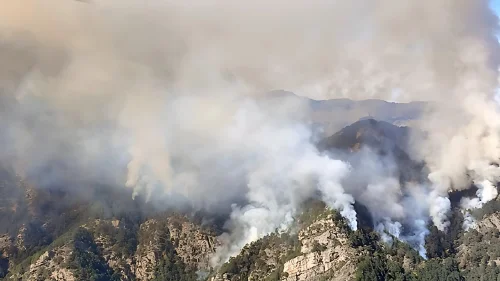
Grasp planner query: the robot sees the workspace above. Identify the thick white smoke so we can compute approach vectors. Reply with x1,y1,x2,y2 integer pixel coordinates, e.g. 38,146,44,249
461,180,499,230
202,97,354,264
345,147,431,257
0,0,499,264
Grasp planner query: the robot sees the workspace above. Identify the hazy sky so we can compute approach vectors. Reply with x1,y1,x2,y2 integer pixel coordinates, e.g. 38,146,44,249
492,0,500,21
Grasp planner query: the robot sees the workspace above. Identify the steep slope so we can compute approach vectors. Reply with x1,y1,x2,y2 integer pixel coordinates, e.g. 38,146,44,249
210,200,430,281
0,118,498,281
456,197,500,280
210,202,359,281
280,210,358,281
317,118,411,152
317,118,426,184
4,215,219,281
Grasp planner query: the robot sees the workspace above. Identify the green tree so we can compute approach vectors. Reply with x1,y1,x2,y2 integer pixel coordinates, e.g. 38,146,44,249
415,258,464,281
69,228,120,281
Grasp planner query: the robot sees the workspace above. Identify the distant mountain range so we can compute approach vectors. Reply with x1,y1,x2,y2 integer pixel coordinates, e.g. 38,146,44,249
268,90,427,136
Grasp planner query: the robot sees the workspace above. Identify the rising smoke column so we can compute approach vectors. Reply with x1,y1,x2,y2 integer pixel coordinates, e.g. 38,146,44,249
342,147,432,257
461,180,499,230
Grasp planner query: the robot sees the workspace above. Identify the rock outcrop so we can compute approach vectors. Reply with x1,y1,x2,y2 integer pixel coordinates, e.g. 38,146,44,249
476,212,500,233
211,209,358,281
23,246,74,281
3,215,219,281
89,219,135,281
166,216,219,270
134,217,218,280
282,215,357,281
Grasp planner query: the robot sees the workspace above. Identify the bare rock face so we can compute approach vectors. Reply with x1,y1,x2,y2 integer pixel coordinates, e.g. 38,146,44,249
282,215,357,281
24,246,74,281
283,249,355,281
476,212,500,233
134,219,163,281
211,211,357,281
134,251,157,281
133,217,219,281
50,268,75,281
166,216,219,270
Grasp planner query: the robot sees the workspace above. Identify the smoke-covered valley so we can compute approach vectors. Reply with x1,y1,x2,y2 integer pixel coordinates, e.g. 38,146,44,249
1,1,500,280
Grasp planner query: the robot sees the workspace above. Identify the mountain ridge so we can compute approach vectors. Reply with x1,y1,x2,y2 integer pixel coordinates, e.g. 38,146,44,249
0,118,498,281
267,90,427,136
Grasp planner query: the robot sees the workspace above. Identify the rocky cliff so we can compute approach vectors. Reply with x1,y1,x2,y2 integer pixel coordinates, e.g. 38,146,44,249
281,213,357,281
208,204,360,281
2,215,219,281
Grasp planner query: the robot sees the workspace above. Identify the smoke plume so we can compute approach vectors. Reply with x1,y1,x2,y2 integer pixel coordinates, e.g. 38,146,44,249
0,0,499,263
461,180,499,230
